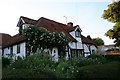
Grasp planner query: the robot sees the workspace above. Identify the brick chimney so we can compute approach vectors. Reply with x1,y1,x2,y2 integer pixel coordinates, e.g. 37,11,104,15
67,22,73,27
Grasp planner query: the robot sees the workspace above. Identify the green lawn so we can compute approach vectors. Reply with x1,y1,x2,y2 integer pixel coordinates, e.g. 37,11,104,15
77,61,120,79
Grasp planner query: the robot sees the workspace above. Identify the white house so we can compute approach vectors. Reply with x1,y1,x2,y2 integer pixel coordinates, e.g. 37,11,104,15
0,33,26,60
1,16,97,61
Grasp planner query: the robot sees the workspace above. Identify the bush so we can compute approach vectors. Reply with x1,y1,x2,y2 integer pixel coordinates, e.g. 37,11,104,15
2,57,11,68
3,53,119,79
2,53,57,79
87,54,107,64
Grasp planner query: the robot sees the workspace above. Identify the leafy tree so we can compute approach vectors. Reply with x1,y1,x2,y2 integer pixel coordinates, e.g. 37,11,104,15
102,1,120,46
92,37,104,46
23,26,71,55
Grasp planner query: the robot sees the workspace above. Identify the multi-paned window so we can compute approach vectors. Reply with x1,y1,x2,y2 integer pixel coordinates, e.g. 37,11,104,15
75,29,81,37
17,44,20,53
71,49,83,58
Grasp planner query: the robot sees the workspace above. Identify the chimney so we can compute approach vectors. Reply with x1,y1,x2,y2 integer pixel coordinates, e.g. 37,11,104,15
67,22,73,27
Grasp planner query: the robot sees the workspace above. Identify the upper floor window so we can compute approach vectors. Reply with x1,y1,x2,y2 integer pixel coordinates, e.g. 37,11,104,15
17,44,20,54
23,24,29,29
75,29,81,37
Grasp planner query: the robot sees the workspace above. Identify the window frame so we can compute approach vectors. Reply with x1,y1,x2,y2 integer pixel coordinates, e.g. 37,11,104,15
75,29,81,37
17,44,20,54
71,49,83,58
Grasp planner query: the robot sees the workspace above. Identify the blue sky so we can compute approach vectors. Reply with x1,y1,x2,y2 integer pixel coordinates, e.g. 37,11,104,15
0,0,114,45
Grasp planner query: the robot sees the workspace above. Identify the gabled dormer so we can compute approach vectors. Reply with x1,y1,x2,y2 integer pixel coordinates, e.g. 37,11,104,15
75,25,82,38
69,24,82,42
17,16,37,34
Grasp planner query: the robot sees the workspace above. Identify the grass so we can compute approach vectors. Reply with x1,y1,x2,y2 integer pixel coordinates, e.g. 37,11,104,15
78,61,120,79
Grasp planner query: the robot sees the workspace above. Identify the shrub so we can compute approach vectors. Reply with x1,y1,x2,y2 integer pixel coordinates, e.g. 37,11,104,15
9,59,26,69
2,57,11,68
3,52,119,79
87,54,107,64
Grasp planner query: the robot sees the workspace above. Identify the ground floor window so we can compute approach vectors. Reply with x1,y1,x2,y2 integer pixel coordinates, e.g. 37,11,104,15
10,46,13,55
2,49,4,56
17,44,20,53
71,49,83,58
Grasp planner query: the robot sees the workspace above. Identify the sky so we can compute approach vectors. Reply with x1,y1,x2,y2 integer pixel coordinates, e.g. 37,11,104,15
0,0,115,45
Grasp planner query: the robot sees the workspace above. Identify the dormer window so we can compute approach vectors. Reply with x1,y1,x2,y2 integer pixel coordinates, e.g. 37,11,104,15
23,24,28,29
75,29,81,37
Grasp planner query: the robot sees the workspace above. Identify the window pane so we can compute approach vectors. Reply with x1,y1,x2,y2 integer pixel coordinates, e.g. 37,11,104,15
17,45,20,53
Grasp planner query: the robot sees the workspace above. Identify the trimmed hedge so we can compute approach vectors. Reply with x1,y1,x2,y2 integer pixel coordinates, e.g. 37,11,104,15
104,55,120,61
77,61,120,79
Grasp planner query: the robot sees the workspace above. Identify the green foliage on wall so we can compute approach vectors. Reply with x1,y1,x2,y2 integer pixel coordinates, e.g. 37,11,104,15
23,26,71,54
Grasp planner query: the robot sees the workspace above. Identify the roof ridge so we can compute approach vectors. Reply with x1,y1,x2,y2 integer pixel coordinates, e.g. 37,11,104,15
20,16,37,21
38,17,67,26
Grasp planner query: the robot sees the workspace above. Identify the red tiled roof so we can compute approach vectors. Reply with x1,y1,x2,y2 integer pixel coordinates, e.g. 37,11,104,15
36,17,76,41
1,16,96,48
9,34,26,46
21,16,97,44
20,16,37,25
0,33,12,48
20,16,95,44
0,33,26,48
81,35,95,45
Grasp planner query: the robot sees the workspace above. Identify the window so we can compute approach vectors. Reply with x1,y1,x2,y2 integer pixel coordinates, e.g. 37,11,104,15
17,44,20,53
75,29,81,37
54,50,56,53
71,49,83,58
2,49,4,56
10,47,13,55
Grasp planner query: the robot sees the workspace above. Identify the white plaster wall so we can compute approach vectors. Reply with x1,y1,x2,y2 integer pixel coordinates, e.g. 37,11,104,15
52,47,58,62
69,42,76,49
83,44,89,53
13,45,17,58
90,45,97,53
77,42,83,49
3,42,26,59
68,42,83,49
14,42,26,59
70,31,82,42
3,47,10,57
20,42,26,58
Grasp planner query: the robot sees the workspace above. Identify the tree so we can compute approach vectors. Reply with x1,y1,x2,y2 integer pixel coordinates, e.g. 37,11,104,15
92,37,104,46
102,1,120,46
